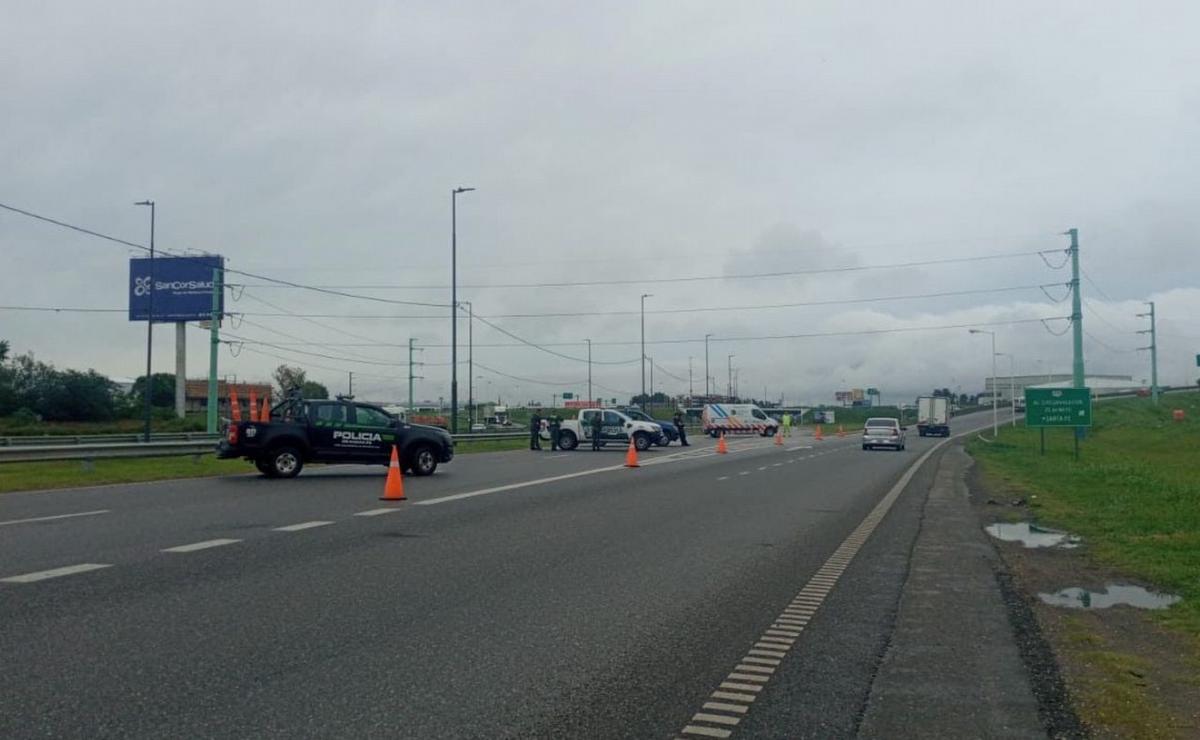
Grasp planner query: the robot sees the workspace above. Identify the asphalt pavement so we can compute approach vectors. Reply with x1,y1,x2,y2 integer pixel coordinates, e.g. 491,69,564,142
0,415,1026,738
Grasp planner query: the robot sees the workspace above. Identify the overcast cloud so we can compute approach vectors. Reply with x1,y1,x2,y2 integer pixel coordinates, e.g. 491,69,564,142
3,1,1198,405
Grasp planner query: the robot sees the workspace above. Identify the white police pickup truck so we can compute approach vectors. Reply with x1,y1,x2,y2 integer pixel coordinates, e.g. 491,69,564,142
556,408,662,452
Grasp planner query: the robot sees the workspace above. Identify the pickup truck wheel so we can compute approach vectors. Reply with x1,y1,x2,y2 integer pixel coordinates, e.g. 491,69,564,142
633,432,652,452
655,435,670,447
255,457,276,477
409,445,438,476
558,430,578,451
268,446,303,478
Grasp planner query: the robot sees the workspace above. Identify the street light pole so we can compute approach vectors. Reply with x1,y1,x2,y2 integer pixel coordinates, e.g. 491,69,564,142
970,329,998,438
135,200,155,442
640,294,652,409
450,186,475,435
727,354,735,399
585,339,592,404
997,351,1016,427
704,334,712,398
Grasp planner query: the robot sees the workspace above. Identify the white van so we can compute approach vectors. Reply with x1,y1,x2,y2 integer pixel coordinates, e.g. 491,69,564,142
702,403,779,438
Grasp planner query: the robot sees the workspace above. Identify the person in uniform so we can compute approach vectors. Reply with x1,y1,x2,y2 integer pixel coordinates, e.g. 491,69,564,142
673,410,689,446
529,411,543,451
590,411,603,451
549,414,562,451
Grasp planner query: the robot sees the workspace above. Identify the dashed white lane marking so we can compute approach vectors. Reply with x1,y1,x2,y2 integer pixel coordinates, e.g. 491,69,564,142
354,508,402,517
1,563,112,583
717,476,730,481
162,538,241,553
0,509,111,527
673,433,959,739
273,520,334,532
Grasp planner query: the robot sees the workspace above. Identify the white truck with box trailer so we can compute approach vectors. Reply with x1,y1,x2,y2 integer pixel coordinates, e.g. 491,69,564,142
916,396,950,437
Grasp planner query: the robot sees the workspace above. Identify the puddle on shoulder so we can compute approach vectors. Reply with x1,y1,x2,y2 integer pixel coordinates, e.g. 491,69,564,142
985,521,1081,549
1039,584,1181,610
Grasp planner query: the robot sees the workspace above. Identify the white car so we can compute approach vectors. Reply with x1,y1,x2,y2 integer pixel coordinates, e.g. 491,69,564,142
862,417,906,451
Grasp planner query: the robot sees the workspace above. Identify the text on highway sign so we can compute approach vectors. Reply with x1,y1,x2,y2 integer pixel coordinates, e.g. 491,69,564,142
1024,387,1092,428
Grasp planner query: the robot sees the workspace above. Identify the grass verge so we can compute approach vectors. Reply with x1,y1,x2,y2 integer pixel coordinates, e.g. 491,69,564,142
967,391,1200,637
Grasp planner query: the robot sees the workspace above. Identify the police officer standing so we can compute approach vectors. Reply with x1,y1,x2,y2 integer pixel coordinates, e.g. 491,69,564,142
529,411,543,451
590,410,603,451
549,414,562,451
673,410,689,446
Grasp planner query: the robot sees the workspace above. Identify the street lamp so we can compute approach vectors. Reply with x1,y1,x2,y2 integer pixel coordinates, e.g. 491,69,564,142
584,339,592,404
996,351,1017,427
459,300,474,426
727,354,735,399
704,333,713,398
970,329,998,438
640,294,653,409
135,199,155,442
450,186,475,435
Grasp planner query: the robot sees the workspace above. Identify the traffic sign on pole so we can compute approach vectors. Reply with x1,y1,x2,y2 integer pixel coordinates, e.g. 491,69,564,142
1025,388,1092,427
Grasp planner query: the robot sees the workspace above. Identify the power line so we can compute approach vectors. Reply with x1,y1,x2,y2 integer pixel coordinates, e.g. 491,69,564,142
470,314,640,365
0,201,448,309
1083,330,1140,354
0,283,1053,322
237,250,1053,291
473,362,586,387
1081,267,1117,302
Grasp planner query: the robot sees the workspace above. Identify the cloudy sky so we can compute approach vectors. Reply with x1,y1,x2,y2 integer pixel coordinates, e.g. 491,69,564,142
3,1,1198,406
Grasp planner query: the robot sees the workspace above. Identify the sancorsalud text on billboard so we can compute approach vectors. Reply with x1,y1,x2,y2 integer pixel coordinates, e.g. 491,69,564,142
129,255,225,322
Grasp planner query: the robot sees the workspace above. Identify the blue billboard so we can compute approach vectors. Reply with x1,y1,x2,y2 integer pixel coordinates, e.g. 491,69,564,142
128,255,225,322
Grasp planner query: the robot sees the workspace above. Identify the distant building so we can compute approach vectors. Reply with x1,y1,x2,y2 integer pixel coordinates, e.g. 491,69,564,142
184,379,272,414
983,373,1136,402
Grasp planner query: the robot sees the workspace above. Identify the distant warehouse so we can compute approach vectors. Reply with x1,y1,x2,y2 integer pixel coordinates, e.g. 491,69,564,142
982,374,1136,402
184,379,272,415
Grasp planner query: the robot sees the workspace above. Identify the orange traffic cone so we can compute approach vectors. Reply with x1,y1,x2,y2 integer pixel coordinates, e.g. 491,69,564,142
260,393,270,422
837,425,846,438
380,445,406,501
230,386,242,421
775,430,784,446
717,433,729,454
814,424,824,441
248,389,259,422
624,437,640,468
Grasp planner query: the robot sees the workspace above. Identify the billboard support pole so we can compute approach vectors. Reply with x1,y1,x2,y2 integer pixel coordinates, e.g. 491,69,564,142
136,200,156,442
206,268,222,435
175,322,186,419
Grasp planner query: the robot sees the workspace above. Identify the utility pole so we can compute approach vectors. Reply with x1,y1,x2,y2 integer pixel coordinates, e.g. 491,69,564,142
585,339,592,405
408,338,424,414
450,186,475,435
649,356,654,407
348,372,354,397
688,356,694,397
206,267,222,434
1067,228,1085,389
135,200,155,442
460,301,474,425
704,334,712,398
1138,301,1159,404
640,294,652,409
727,354,734,399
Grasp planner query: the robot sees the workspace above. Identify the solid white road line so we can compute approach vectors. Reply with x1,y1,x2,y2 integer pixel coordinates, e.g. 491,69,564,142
416,464,626,506
161,538,241,553
1,563,112,583
354,508,402,517
273,521,334,532
0,509,111,527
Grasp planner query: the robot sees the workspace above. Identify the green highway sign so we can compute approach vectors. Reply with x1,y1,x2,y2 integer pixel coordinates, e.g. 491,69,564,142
1025,387,1092,427
562,392,574,400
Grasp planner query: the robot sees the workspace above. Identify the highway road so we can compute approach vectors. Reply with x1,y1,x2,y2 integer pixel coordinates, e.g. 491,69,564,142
1,414,1008,738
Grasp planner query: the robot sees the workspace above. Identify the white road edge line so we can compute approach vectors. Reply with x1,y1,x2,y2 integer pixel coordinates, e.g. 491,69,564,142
161,538,242,553
273,521,334,532
0,509,111,527
354,508,402,517
1,563,113,583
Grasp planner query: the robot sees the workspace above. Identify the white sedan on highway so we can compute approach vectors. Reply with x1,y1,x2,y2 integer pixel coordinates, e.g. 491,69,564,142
862,417,907,451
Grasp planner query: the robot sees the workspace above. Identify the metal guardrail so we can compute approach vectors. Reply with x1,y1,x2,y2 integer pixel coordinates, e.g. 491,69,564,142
0,429,530,463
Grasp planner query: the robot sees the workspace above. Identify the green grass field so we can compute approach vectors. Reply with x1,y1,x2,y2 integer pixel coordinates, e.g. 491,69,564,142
968,391,1200,637
0,414,209,437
